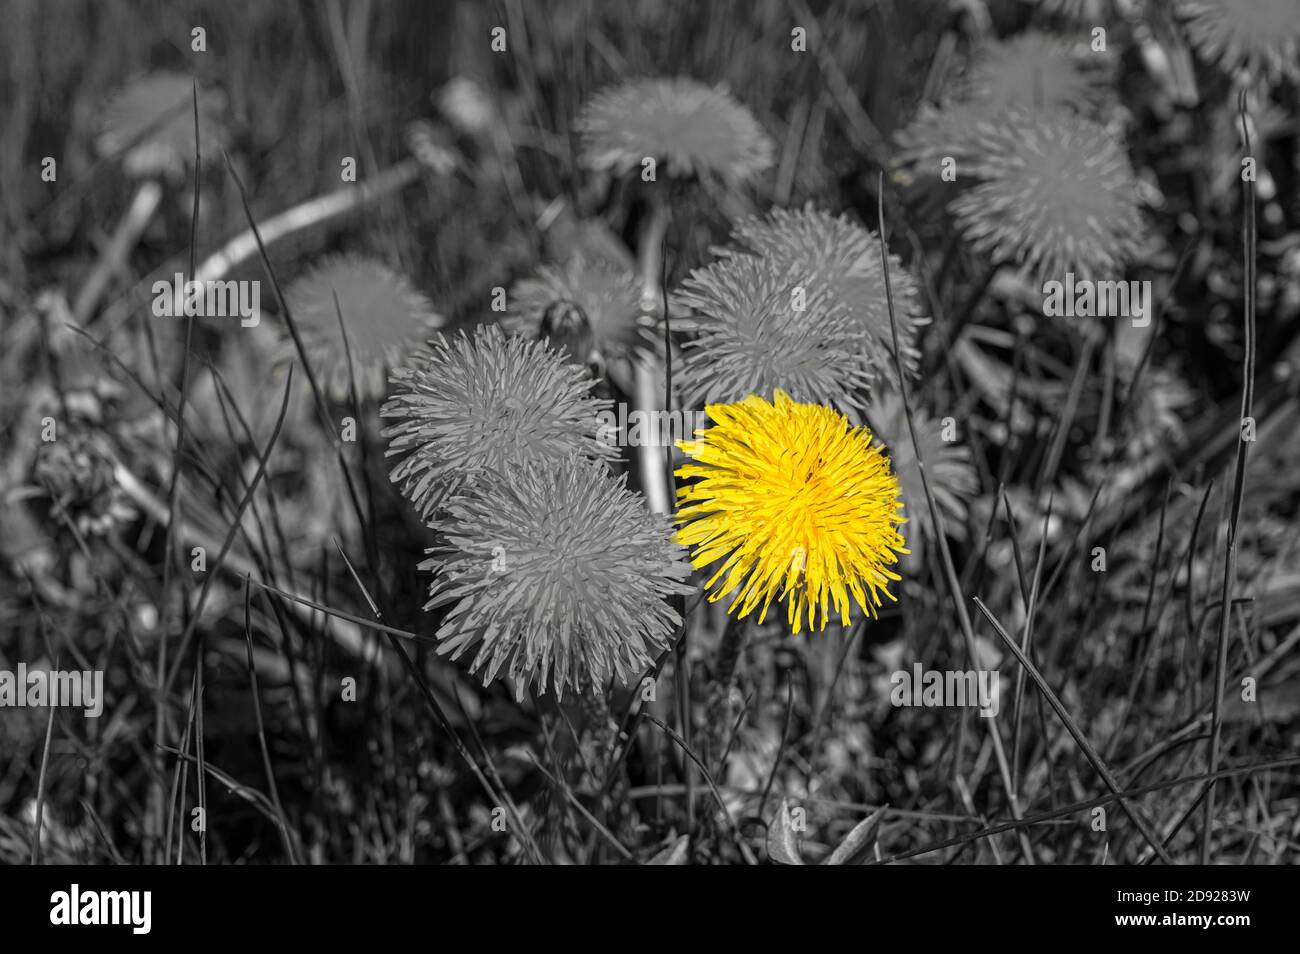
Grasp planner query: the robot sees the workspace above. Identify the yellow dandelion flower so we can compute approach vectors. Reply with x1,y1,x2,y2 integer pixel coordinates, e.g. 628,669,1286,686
675,390,908,634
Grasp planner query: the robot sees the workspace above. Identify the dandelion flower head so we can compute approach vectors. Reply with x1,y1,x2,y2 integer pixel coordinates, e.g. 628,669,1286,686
675,390,907,634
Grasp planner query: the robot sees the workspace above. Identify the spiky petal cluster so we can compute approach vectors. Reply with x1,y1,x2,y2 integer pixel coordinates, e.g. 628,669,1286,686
505,254,648,360
424,458,694,699
721,206,926,381
577,77,773,184
673,252,873,413
947,109,1145,281
282,256,442,400
1176,0,1300,81
382,324,616,519
675,390,907,634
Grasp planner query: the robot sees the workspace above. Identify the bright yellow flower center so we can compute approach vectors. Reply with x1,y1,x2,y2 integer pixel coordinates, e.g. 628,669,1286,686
675,390,907,634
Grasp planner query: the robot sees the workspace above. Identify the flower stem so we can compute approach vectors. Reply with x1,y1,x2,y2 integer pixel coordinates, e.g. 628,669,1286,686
633,193,672,515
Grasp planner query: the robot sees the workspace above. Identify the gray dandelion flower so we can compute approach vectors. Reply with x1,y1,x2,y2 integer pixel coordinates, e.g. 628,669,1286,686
577,77,774,184
97,71,228,180
423,458,694,700
948,110,1145,281
963,31,1109,114
382,324,617,519
1176,0,1300,81
894,31,1108,171
505,254,648,362
673,251,873,413
280,256,443,401
722,206,927,381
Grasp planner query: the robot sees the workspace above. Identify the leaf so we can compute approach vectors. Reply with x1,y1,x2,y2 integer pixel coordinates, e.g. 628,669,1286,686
823,805,887,865
765,799,805,865
646,834,690,865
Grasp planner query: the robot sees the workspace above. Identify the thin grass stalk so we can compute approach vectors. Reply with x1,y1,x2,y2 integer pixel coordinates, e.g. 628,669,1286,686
1201,88,1257,863
151,81,203,864
875,173,1037,864
974,597,1176,865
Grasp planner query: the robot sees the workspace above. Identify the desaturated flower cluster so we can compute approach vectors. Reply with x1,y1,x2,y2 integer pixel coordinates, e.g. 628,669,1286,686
383,324,691,699
379,25,1170,696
